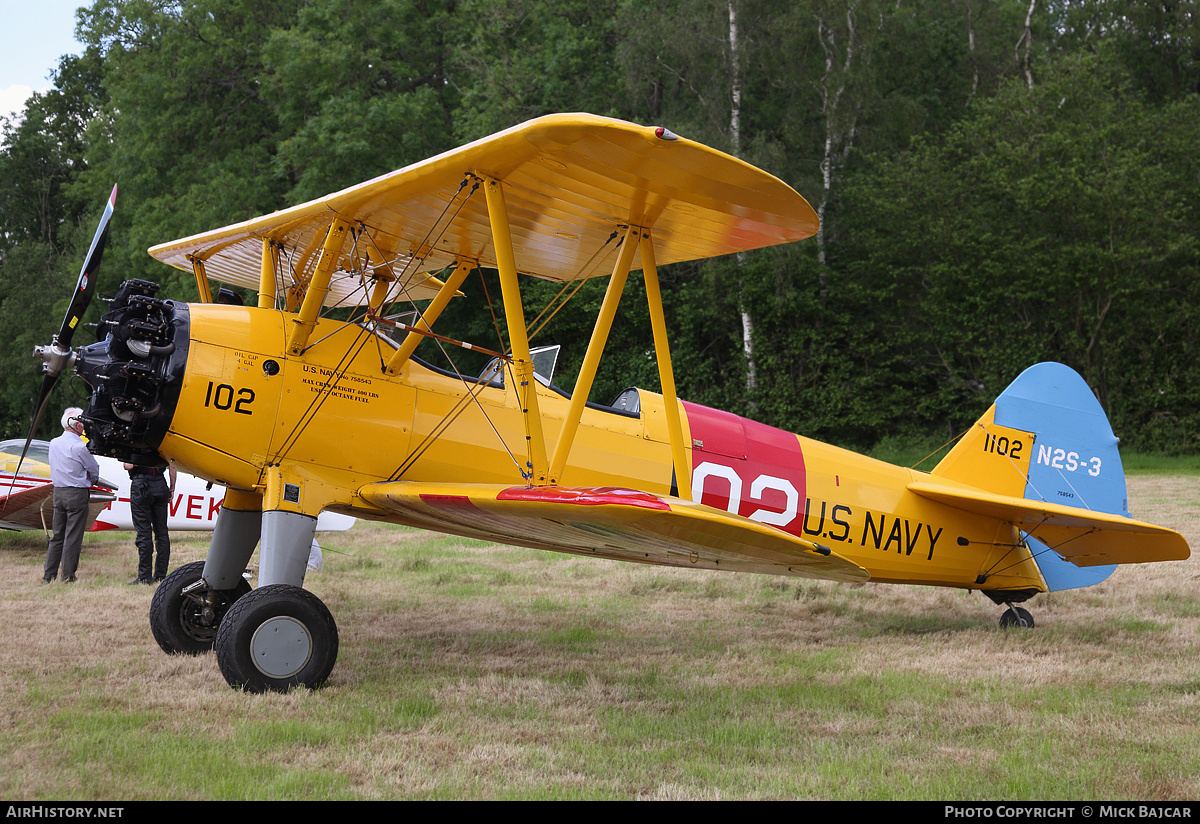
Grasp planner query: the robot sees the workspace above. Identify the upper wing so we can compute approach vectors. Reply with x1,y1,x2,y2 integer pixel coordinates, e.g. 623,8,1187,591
908,480,1190,567
357,481,868,582
148,114,819,306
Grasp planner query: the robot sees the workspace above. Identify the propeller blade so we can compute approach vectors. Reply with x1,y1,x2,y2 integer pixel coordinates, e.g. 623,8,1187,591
57,184,117,350
6,374,61,498
11,185,119,491
28,374,59,440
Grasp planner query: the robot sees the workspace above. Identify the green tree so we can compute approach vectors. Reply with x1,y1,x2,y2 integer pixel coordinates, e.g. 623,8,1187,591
453,0,629,141
0,52,108,437
77,0,302,298
264,0,465,202
1048,0,1200,102
842,51,1200,449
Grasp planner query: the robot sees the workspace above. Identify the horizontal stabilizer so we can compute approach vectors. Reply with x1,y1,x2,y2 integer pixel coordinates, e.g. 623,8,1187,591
358,482,868,582
908,480,1189,567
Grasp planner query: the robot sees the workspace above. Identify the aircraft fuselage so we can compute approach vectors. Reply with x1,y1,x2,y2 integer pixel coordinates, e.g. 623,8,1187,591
108,302,1041,597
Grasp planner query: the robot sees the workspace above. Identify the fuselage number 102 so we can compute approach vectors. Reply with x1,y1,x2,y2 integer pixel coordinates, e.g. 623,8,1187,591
203,381,254,415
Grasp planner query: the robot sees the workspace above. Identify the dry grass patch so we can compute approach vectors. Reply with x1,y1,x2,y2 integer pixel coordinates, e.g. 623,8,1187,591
0,474,1197,799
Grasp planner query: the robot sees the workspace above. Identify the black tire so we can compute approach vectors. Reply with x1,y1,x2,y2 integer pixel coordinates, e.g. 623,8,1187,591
149,560,252,654
214,584,339,693
999,606,1035,629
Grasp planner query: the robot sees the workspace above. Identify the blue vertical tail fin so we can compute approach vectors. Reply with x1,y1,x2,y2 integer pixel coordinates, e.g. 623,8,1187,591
935,363,1123,591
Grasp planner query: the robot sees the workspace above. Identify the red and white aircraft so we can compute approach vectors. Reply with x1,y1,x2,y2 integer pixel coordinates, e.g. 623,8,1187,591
0,438,116,532
0,438,353,535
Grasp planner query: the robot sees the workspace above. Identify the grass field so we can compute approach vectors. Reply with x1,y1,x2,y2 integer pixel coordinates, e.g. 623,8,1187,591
1,474,1197,800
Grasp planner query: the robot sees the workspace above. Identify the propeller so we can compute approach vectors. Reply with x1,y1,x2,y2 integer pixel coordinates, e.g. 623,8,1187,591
13,184,118,479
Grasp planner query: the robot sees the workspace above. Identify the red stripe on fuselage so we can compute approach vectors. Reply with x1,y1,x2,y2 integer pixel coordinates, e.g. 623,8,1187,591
682,402,807,532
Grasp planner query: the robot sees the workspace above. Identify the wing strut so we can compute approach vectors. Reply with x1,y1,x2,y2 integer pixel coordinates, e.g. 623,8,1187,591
548,226,640,484
484,178,548,484
190,257,214,303
640,232,691,500
382,260,475,376
258,239,280,309
286,218,351,356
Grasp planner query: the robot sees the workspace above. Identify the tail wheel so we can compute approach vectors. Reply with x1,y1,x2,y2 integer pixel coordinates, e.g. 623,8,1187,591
149,560,251,654
999,606,1034,629
215,584,338,693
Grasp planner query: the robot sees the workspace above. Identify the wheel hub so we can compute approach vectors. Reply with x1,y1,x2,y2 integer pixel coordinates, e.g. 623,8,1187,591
179,599,219,643
250,616,313,679
179,587,228,643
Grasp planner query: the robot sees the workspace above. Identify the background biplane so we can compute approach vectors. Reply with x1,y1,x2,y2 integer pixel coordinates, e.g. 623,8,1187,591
0,438,116,531
25,114,1189,692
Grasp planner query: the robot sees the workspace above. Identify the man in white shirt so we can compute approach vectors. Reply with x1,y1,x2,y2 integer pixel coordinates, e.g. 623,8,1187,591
43,408,101,584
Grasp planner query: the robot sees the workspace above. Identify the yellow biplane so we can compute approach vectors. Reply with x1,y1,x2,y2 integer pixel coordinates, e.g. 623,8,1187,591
29,114,1189,692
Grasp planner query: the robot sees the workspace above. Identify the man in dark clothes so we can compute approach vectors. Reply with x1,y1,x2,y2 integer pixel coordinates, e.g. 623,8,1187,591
124,460,177,585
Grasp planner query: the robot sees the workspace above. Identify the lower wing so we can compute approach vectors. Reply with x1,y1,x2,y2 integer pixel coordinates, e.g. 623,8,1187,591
0,483,56,530
358,482,869,582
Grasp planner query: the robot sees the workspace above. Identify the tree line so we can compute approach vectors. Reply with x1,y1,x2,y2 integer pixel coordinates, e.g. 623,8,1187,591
1,0,1197,453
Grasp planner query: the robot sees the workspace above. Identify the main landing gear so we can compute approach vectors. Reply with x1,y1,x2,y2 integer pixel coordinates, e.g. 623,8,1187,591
150,570,339,691
215,585,339,693
150,565,339,692
149,506,340,692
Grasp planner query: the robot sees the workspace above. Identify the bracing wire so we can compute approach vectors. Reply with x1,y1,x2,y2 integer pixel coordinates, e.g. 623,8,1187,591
269,324,376,463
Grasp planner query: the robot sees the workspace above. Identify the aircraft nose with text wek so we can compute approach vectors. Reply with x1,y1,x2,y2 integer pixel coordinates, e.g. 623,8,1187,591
42,115,1190,692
